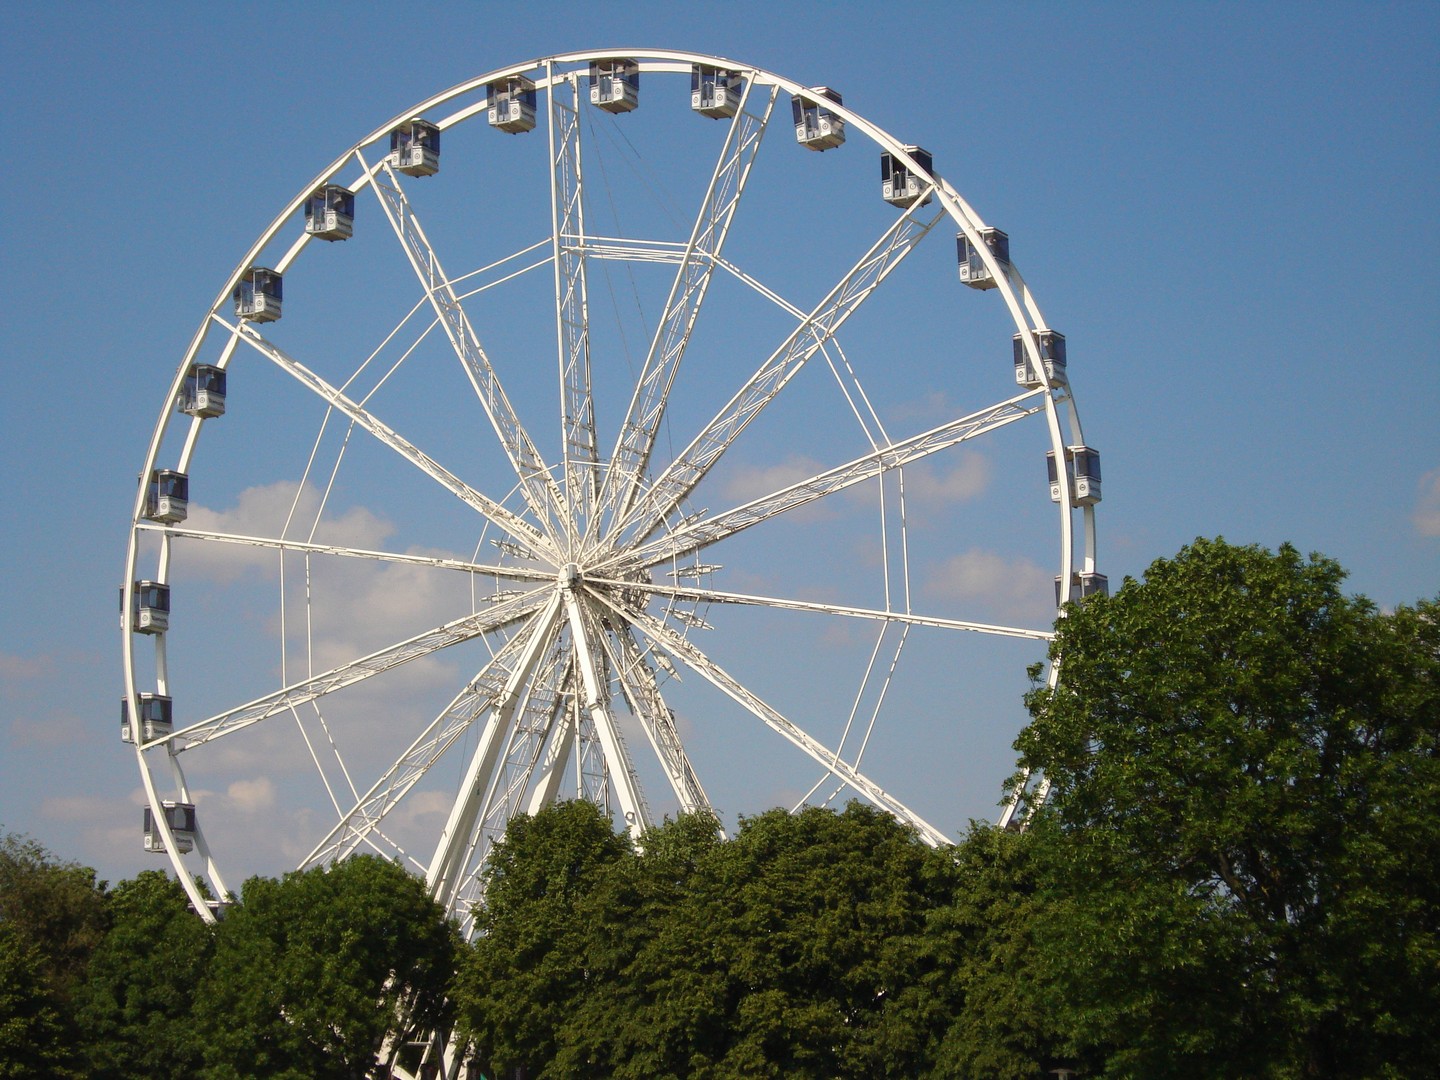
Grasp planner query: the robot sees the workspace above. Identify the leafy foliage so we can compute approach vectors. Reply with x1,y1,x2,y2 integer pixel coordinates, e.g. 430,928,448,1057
194,854,459,1080
74,870,212,1080
1016,538,1440,1077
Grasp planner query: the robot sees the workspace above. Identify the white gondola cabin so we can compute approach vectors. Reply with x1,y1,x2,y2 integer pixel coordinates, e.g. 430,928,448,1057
179,364,226,418
1055,571,1109,606
488,75,537,133
1014,330,1067,388
144,469,188,524
388,118,440,176
143,801,196,854
957,228,1009,290
880,146,933,208
793,86,845,150
1046,445,1102,506
233,267,282,322
691,65,741,118
304,185,354,241
589,59,639,113
125,581,170,634
121,693,172,744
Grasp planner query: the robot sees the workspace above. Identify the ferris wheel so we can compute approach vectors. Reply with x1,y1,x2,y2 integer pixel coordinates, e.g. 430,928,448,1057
121,48,1103,926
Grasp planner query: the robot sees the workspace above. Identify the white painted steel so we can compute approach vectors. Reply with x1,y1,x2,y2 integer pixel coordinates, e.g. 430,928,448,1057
122,51,1098,961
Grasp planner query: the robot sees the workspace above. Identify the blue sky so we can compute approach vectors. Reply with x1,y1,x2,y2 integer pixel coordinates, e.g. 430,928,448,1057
2,2,1436,887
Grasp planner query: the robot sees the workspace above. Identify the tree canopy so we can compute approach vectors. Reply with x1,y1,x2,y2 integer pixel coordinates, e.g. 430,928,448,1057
1016,537,1440,1077
3,537,1434,1077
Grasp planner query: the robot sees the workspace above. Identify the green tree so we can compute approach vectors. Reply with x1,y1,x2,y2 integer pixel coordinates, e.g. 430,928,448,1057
74,870,212,1080
456,799,632,1078
0,830,109,1008
461,800,959,1079
1015,538,1440,1077
0,829,109,1078
195,854,458,1080
0,920,72,1079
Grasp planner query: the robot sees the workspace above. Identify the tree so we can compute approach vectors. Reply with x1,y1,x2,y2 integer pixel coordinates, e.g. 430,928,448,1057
194,855,458,1080
74,870,213,1080
455,799,633,1078
0,921,72,1079
0,829,109,1078
458,801,961,1079
0,830,109,1008
1015,538,1440,1077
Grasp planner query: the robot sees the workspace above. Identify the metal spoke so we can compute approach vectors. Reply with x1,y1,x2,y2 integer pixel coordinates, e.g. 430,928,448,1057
138,522,554,584
598,595,950,847
151,587,547,752
606,624,712,814
563,588,651,833
610,198,945,547
225,318,554,557
594,580,1053,642
548,68,599,545
428,592,566,908
301,625,542,866
603,390,1047,574
597,80,778,534
366,156,568,539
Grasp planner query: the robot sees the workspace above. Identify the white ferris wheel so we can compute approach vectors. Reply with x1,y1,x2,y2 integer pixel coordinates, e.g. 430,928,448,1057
121,48,1103,927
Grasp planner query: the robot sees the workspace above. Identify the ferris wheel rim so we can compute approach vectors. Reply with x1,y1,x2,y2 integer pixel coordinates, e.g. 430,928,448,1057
122,47,1097,926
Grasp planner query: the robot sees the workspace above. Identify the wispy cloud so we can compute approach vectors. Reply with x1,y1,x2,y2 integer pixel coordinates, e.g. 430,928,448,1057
1414,467,1440,538
922,548,1054,626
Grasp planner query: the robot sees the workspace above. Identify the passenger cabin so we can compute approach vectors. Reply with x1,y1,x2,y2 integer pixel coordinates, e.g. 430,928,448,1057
143,801,196,855
388,118,440,176
179,364,226,418
793,87,845,150
304,185,354,241
957,228,1009,290
589,59,639,113
125,581,170,634
1055,571,1109,606
691,65,741,118
233,267,283,322
488,74,537,133
121,693,172,744
880,146,933,208
1014,330,1067,388
1046,445,1102,506
144,469,188,524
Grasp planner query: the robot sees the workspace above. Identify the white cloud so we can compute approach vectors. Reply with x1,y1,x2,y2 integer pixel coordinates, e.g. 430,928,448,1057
180,480,395,582
923,548,1054,625
0,653,51,680
226,776,276,813
903,452,990,504
1414,467,1440,538
722,456,828,505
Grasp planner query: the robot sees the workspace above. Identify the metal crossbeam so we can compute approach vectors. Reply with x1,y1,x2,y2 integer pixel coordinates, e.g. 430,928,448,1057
610,198,944,546
369,159,567,540
597,81,778,534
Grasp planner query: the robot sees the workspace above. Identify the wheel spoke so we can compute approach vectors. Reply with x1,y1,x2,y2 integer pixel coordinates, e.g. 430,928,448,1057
602,389,1047,574
153,587,548,752
139,522,555,584
428,592,566,908
301,624,543,867
365,155,568,539
563,589,651,833
593,579,1053,642
606,624,712,814
223,318,554,557
596,80,778,535
596,594,951,847
548,68,600,545
611,198,946,546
